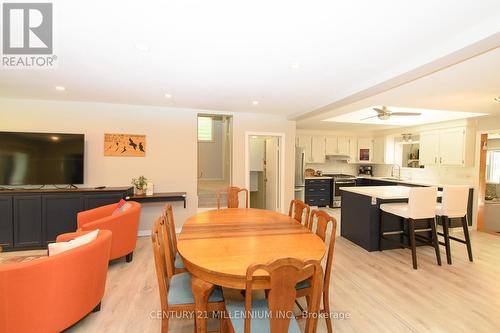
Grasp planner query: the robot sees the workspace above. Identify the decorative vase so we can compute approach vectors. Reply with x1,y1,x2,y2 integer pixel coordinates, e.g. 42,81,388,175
135,188,145,196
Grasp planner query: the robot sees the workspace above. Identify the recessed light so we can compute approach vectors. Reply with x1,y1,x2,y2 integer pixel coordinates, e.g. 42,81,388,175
165,93,172,99
290,63,300,70
252,101,259,106
494,96,500,103
55,86,65,91
135,43,150,52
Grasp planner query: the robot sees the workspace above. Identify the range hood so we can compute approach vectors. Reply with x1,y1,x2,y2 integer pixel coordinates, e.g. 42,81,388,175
325,153,350,160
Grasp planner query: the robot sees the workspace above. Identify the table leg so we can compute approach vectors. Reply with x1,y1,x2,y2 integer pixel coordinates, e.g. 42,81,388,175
191,276,215,333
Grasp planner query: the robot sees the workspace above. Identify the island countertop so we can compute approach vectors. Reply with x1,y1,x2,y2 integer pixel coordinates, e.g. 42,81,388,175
340,185,442,200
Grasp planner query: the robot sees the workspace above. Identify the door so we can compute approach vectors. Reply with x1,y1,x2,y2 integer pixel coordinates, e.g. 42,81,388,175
439,127,465,166
419,131,439,165
42,194,83,245
325,136,338,155
311,136,326,163
338,137,350,155
265,138,279,211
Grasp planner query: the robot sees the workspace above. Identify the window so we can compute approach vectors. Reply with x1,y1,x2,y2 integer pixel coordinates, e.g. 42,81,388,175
197,116,213,142
486,150,500,183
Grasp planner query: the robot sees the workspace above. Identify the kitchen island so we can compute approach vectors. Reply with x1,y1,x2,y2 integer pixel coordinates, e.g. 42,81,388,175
340,186,438,251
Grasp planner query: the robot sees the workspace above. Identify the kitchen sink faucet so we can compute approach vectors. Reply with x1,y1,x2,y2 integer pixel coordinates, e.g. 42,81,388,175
391,164,402,180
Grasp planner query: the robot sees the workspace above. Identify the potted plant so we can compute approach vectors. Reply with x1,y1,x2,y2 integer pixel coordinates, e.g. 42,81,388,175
131,176,148,195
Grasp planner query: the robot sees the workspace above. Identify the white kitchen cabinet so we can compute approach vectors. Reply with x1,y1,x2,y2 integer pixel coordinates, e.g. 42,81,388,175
297,135,312,163
338,137,350,155
325,136,338,155
311,136,326,163
439,127,466,166
419,127,468,166
349,137,358,163
419,131,439,165
372,135,395,164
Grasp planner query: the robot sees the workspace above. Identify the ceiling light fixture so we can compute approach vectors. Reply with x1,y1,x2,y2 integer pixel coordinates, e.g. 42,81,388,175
50,136,60,141
290,63,300,70
252,101,259,106
55,86,65,91
164,93,172,99
494,96,500,103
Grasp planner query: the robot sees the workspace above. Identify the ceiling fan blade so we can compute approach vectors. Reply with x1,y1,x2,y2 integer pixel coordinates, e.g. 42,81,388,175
390,112,421,116
360,115,379,121
373,107,385,113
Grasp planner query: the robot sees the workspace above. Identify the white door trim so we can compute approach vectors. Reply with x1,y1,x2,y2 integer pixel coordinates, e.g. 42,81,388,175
245,131,286,213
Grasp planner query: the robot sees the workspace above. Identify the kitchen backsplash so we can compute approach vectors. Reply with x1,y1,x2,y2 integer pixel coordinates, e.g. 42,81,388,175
306,159,358,175
373,164,476,185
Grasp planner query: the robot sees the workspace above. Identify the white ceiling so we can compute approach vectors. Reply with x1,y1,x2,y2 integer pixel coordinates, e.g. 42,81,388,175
0,0,499,117
323,107,486,126
297,46,500,131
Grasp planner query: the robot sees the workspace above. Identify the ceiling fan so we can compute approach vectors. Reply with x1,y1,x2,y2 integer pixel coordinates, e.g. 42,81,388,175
361,106,421,121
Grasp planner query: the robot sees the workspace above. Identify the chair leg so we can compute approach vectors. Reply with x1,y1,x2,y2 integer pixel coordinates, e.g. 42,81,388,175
322,289,333,333
408,219,418,269
462,215,473,262
126,251,134,263
92,301,101,313
430,217,442,266
442,216,452,265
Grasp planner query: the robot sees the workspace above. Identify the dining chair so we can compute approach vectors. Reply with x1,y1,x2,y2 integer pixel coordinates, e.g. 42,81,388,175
217,187,249,209
296,209,337,333
379,187,441,269
151,217,226,333
436,186,473,264
162,204,186,275
288,199,311,228
224,258,323,333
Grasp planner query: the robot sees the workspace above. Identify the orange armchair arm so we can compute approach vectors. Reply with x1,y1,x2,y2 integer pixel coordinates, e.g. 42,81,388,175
77,203,118,228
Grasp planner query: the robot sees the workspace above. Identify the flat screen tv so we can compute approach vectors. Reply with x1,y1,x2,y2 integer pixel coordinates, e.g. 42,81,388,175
0,132,84,186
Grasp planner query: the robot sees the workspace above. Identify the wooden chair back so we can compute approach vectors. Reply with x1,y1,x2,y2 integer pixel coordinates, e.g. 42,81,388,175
151,217,171,313
244,258,323,333
308,210,337,293
159,206,177,278
288,200,311,227
217,187,249,209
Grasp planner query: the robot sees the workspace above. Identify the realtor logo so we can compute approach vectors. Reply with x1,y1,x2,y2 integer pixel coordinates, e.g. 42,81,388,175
2,2,56,67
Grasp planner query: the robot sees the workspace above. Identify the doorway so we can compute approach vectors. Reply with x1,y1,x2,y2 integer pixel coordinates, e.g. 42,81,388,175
477,131,500,234
197,114,232,208
245,133,285,212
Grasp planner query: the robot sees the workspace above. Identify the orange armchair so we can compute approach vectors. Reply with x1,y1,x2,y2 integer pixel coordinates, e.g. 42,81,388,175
76,201,141,262
0,230,112,333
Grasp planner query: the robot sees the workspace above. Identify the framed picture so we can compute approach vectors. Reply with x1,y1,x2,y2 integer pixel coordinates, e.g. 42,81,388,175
104,133,146,157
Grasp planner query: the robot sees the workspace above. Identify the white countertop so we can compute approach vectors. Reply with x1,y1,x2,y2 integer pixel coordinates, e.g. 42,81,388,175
356,175,473,188
305,176,332,179
341,185,443,200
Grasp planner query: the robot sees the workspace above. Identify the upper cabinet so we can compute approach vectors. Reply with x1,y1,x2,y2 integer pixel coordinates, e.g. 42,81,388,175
338,137,350,155
373,135,395,165
311,136,326,163
325,136,338,155
419,127,473,167
296,135,326,163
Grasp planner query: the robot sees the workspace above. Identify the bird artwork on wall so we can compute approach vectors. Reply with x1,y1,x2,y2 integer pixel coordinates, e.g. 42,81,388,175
104,133,146,157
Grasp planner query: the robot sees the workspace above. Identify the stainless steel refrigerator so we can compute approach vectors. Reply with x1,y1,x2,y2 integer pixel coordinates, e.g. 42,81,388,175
294,147,305,201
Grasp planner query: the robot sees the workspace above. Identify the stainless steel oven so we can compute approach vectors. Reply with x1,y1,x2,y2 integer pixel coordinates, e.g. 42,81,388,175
325,174,356,208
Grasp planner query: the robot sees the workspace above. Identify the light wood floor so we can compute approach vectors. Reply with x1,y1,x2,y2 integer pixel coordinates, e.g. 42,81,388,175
3,229,499,332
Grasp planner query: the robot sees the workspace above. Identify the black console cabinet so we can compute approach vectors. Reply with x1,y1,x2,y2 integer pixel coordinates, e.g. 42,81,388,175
0,187,133,251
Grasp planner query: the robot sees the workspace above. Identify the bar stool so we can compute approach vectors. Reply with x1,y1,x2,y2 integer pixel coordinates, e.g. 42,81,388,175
380,187,441,269
436,186,473,264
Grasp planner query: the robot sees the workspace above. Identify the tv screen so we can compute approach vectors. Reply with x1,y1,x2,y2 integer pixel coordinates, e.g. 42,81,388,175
0,132,84,186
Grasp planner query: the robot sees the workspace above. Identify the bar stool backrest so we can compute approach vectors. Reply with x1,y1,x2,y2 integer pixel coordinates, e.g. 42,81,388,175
408,187,438,219
441,186,469,217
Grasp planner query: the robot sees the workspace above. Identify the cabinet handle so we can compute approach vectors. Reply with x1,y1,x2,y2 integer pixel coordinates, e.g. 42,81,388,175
440,157,442,164
435,157,437,164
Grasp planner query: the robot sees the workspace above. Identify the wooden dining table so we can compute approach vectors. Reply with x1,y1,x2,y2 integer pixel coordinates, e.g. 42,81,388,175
177,208,326,333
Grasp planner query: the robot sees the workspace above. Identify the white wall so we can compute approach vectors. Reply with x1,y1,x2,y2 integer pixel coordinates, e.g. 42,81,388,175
0,97,296,233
